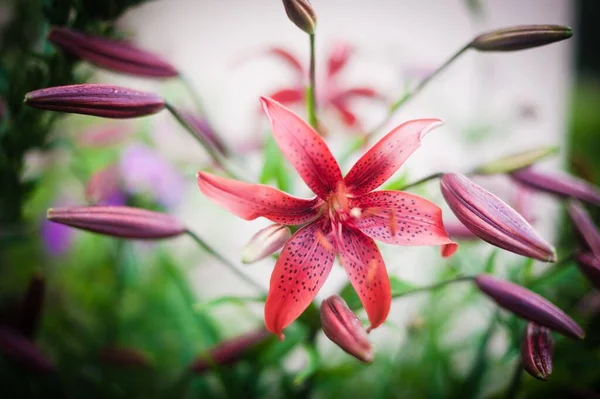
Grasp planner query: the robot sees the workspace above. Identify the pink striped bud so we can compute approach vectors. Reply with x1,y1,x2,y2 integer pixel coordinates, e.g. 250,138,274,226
242,224,291,264
282,0,317,34
18,273,45,339
576,253,600,290
440,173,556,262
521,322,554,381
0,327,54,374
24,84,166,119
47,206,185,239
474,274,585,340
568,200,600,256
190,329,270,374
48,27,178,78
320,295,374,363
179,111,228,155
471,25,572,52
512,168,600,207
99,347,152,368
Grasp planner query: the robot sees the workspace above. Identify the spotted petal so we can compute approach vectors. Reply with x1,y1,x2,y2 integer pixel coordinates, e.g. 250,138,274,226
337,227,391,331
261,96,343,199
265,220,336,339
352,191,457,256
344,119,443,196
197,172,320,225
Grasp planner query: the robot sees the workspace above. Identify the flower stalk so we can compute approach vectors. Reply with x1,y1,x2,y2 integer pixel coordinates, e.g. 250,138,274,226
307,33,318,129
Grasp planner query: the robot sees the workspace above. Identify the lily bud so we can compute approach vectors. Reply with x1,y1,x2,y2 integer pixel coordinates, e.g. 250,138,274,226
320,295,374,363
47,206,185,239
99,347,151,368
440,173,556,262
282,0,317,34
471,25,572,52
18,273,45,339
521,322,554,381
576,253,600,290
473,147,558,175
190,329,270,374
474,274,585,340
24,84,166,119
47,27,178,78
242,224,291,264
445,222,478,240
511,168,600,207
0,327,54,374
179,111,228,156
568,201,600,255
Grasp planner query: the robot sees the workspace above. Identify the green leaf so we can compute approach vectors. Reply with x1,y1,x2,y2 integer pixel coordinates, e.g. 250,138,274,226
258,323,308,367
260,134,291,192
483,249,499,274
382,171,410,191
340,277,417,310
293,344,320,385
194,295,265,312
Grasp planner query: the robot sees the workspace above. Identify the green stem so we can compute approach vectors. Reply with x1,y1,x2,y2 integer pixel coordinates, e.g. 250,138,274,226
505,360,523,399
528,252,576,289
397,172,445,191
179,74,207,115
396,276,474,298
185,229,266,294
166,102,241,179
365,43,471,141
307,33,318,129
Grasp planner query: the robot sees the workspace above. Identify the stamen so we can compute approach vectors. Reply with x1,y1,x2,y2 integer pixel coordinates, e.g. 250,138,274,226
315,229,334,253
349,207,362,218
389,210,398,236
366,259,378,284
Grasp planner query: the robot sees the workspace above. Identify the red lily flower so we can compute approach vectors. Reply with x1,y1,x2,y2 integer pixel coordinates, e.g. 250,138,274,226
197,97,457,339
264,43,386,131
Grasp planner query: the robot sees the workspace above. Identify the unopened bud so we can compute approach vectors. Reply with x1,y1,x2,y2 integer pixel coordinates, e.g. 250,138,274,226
48,27,179,78
0,327,54,374
576,253,600,290
471,25,572,52
47,206,185,239
512,168,600,207
474,274,585,340
521,322,554,381
242,224,291,264
568,200,600,256
282,0,317,34
320,295,374,363
440,173,556,262
473,147,558,175
190,329,270,374
24,84,166,119
179,111,229,156
99,347,152,368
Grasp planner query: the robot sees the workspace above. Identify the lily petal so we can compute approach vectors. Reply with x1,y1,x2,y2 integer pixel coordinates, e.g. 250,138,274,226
327,42,354,78
197,172,320,225
352,191,457,256
344,119,443,196
330,100,359,128
267,47,305,77
269,88,305,106
265,220,336,339
337,227,391,331
330,87,386,103
260,97,343,199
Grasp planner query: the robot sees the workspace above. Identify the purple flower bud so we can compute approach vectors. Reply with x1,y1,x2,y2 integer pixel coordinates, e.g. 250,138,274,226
473,147,558,175
521,322,554,381
568,200,600,256
47,206,185,239
512,168,600,207
242,224,291,264
179,111,229,156
440,173,556,262
99,347,152,368
576,253,600,290
445,221,478,240
17,273,45,339
474,274,585,340
0,327,54,374
24,84,166,119
471,25,572,52
190,329,270,374
48,27,178,78
320,295,374,363
282,0,317,34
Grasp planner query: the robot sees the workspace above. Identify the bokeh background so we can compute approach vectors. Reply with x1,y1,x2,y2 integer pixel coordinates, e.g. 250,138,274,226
1,0,600,398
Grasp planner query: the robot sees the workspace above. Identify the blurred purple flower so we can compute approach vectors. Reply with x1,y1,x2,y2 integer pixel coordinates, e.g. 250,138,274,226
41,201,75,257
119,144,184,208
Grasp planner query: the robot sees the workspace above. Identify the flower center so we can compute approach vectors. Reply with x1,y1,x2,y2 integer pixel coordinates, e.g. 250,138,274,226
324,182,357,225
